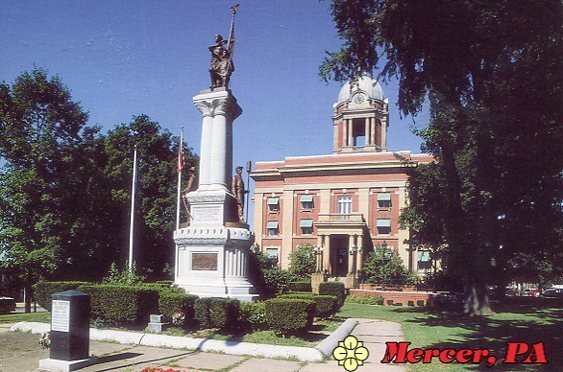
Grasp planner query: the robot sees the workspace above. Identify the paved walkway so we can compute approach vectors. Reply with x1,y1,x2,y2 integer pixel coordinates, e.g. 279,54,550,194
0,319,405,372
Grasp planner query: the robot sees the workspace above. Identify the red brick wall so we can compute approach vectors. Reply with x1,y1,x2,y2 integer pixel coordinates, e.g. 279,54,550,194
350,289,437,306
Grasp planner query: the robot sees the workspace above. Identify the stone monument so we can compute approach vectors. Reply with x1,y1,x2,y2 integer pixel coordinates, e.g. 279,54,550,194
173,5,258,301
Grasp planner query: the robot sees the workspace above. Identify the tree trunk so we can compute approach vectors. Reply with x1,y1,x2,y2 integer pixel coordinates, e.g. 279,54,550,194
24,279,32,313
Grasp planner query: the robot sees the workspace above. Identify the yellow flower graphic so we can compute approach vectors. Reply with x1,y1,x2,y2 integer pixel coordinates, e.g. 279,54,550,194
332,335,370,371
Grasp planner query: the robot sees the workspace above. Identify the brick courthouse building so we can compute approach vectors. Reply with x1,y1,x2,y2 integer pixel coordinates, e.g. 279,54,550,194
250,76,433,287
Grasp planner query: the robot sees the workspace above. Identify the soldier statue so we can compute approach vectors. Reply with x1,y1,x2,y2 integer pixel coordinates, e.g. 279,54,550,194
208,4,238,90
232,166,245,223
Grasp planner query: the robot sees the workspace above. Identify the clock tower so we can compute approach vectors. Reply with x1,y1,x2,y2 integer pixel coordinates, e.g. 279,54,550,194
332,75,389,153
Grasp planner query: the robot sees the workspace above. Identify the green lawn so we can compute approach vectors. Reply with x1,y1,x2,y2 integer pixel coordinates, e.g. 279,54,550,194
0,312,50,324
338,299,562,371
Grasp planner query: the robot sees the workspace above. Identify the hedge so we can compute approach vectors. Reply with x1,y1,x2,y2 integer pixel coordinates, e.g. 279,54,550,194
319,282,346,310
239,301,266,329
33,281,90,311
265,298,315,335
77,284,159,325
194,297,240,328
158,291,198,324
287,281,312,292
279,293,337,318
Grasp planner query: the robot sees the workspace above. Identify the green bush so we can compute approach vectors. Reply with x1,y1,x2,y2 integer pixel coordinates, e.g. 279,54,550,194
319,282,346,310
288,281,312,292
239,301,266,329
279,293,337,318
263,268,299,295
33,281,90,311
77,284,159,325
194,297,240,328
159,291,198,324
102,262,145,286
264,298,315,335
346,296,384,305
155,280,174,288
288,244,316,277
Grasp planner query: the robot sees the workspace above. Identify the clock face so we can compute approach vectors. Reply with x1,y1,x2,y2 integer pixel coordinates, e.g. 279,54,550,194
353,93,366,104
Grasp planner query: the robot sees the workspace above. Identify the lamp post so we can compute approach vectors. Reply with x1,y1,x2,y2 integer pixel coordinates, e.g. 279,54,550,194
314,245,324,273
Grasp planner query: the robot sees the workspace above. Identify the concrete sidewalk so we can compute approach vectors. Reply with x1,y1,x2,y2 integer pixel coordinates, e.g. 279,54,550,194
0,319,405,372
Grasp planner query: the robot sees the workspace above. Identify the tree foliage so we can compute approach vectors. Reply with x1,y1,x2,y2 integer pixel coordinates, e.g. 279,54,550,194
323,1,563,315
0,69,197,310
288,243,316,278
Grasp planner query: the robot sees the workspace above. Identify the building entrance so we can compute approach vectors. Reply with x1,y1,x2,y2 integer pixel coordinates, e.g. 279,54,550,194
330,235,349,277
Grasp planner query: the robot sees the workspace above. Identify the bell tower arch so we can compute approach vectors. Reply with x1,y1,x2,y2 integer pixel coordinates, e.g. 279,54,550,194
332,76,389,153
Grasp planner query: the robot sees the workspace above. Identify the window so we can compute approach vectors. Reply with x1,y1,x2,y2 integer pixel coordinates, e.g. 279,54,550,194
377,193,391,208
417,251,432,271
376,219,391,235
300,219,313,235
267,198,279,213
337,195,352,214
265,247,279,262
266,221,279,236
300,194,314,210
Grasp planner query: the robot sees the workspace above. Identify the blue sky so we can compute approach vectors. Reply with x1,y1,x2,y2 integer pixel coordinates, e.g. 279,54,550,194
1,0,426,165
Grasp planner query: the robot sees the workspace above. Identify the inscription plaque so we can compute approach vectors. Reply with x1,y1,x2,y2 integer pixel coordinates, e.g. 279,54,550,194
51,300,70,332
192,206,222,223
192,252,218,271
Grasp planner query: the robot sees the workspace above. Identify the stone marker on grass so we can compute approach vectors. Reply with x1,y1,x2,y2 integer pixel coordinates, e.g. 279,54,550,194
39,290,98,371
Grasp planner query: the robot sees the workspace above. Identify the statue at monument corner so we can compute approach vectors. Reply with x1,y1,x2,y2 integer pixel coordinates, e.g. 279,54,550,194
232,166,245,223
208,4,239,90
181,166,196,225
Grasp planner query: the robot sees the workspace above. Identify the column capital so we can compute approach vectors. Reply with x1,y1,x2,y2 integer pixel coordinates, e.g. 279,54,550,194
193,90,242,120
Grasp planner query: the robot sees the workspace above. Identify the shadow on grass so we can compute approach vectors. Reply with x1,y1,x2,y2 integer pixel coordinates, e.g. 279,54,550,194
396,299,562,371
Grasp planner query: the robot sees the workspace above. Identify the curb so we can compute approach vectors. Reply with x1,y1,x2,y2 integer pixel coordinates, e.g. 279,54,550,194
315,318,359,357
11,321,344,362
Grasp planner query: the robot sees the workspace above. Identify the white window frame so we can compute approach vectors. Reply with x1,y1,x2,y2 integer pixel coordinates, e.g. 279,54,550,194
337,195,352,214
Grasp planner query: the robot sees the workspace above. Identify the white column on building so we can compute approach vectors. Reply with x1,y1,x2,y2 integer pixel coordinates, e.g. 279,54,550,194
381,117,387,151
323,235,330,274
357,234,363,273
343,119,348,146
348,235,355,274
348,119,353,147
371,117,376,146
364,118,371,146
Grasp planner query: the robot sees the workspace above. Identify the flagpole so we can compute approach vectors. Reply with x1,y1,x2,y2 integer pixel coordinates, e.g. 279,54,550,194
129,145,138,271
176,127,184,230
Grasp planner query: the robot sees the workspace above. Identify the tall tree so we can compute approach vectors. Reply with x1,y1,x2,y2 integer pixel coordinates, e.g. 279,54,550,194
0,68,93,311
103,115,198,279
322,0,562,314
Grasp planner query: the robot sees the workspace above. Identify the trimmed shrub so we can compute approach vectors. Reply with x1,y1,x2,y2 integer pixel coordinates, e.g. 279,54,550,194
346,296,384,305
77,284,159,325
155,280,174,288
319,282,346,310
239,301,266,329
263,268,299,296
280,293,337,318
33,281,90,311
195,297,240,328
264,298,315,335
159,291,198,324
288,281,312,292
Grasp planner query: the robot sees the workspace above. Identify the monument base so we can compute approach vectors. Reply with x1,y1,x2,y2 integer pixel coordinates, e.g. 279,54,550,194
39,357,98,372
174,226,258,302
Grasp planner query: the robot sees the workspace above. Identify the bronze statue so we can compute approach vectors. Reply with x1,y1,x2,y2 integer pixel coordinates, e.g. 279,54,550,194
181,167,196,225
232,166,245,223
208,4,239,90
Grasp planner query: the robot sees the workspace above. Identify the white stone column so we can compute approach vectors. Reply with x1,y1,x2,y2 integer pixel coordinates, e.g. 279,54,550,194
343,119,348,146
381,117,387,151
323,235,330,274
198,115,213,189
347,119,353,146
371,117,376,146
365,117,371,145
193,90,242,192
348,235,355,274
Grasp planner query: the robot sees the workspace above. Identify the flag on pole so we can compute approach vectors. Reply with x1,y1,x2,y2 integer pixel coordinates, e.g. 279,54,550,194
177,141,185,173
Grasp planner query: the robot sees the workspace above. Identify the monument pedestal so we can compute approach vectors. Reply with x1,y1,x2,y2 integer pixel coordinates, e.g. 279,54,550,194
174,89,258,301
